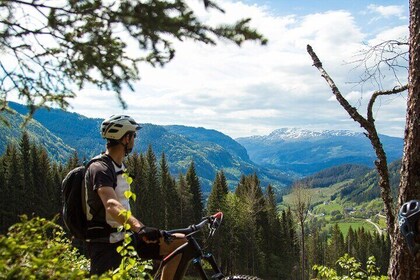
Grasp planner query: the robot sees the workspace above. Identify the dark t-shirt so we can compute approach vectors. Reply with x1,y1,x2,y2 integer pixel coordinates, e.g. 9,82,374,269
84,155,129,243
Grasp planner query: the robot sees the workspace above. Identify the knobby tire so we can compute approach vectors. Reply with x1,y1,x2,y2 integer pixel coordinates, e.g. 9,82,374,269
222,275,263,280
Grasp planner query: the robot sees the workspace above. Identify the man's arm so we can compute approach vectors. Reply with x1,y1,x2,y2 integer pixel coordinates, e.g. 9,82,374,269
97,186,144,233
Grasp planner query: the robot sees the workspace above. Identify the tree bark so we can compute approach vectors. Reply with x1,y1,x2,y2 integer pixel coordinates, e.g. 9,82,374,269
389,0,420,279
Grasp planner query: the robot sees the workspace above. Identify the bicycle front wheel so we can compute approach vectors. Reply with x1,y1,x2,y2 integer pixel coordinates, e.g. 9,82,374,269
222,275,263,280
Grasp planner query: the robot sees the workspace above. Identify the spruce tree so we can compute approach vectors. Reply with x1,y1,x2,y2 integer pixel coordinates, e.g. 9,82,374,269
177,173,193,226
327,224,346,269
278,208,299,279
186,161,203,222
36,148,51,217
5,144,22,227
126,152,143,218
143,145,162,227
207,171,230,273
0,152,7,232
30,144,42,214
207,170,228,215
264,185,283,277
159,153,180,229
19,131,33,200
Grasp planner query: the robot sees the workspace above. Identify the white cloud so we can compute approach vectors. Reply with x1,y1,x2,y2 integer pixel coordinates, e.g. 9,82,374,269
67,0,408,139
367,4,406,19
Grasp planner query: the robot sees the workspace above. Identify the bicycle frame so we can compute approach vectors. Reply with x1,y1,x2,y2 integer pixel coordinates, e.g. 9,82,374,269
155,213,225,280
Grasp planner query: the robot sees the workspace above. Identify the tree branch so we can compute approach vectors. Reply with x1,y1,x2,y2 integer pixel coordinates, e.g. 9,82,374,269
367,85,408,123
307,45,371,131
307,44,397,240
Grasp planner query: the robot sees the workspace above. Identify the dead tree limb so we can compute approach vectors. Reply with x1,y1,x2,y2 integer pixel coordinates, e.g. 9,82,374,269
307,44,408,242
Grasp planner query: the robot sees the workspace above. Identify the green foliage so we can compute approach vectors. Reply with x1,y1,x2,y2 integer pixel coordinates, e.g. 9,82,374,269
0,135,391,279
312,254,388,280
0,215,153,279
340,160,401,204
114,171,153,280
299,164,371,188
0,0,266,117
0,215,90,279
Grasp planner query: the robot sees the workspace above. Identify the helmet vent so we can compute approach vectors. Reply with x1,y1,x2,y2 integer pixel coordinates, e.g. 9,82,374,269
108,129,118,133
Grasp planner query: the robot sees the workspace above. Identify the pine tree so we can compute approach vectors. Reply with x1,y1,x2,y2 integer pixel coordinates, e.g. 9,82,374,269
327,224,346,269
50,162,64,218
159,153,180,229
19,131,33,203
207,170,228,215
177,173,193,227
30,143,42,214
278,207,299,279
66,151,80,172
264,185,283,277
126,152,143,218
36,148,51,217
233,173,267,276
132,153,148,222
206,171,230,271
186,161,203,223
5,144,23,227
0,152,7,232
143,145,162,227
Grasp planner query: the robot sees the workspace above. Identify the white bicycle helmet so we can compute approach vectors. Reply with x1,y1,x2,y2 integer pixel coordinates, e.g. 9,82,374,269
101,115,140,140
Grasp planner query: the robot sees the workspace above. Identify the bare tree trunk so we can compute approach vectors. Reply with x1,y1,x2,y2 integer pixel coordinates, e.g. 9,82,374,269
290,183,311,280
300,221,305,280
389,0,420,279
306,45,408,244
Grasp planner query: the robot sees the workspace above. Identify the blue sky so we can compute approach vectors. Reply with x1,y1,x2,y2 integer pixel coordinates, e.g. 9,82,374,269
67,0,409,138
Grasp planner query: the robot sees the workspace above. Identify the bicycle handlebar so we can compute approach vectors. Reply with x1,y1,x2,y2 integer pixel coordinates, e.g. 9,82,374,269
163,212,223,236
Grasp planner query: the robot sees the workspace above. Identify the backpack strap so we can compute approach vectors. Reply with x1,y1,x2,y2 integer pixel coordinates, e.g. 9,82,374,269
86,154,117,185
83,154,119,240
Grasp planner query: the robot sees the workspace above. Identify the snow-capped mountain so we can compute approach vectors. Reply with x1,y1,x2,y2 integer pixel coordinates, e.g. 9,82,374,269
236,128,403,176
249,128,363,142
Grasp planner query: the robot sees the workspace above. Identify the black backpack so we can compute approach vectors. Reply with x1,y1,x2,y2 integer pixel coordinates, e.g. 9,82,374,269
61,154,114,240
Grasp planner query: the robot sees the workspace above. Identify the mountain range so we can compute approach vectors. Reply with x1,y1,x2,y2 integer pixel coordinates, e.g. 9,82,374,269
236,128,403,176
1,102,404,195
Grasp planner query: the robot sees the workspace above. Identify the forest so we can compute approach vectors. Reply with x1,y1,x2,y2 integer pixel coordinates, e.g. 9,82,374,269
0,133,390,279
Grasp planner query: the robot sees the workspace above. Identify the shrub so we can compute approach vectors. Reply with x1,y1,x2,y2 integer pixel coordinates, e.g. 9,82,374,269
0,215,152,279
312,254,388,280
0,215,89,279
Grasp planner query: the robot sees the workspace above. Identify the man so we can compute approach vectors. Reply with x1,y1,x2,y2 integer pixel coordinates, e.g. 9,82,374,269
84,115,185,278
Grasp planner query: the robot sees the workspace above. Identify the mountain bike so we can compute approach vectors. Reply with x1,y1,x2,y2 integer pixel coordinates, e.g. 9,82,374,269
154,212,261,280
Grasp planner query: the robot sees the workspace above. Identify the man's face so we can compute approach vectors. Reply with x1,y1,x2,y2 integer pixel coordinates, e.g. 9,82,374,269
126,132,136,153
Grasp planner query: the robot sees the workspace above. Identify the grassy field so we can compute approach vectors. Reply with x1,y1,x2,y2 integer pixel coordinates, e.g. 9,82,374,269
279,181,386,237
327,219,377,236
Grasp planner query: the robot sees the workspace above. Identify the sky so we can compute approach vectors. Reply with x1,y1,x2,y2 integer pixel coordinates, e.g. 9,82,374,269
67,0,409,139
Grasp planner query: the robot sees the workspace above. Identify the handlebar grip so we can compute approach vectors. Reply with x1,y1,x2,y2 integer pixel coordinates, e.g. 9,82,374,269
212,212,223,220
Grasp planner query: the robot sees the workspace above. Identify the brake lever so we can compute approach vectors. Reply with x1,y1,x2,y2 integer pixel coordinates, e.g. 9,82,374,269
161,230,174,244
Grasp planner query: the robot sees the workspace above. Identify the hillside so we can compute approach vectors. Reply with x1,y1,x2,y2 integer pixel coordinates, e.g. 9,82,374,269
339,160,401,204
0,108,74,161
6,102,293,193
296,164,371,188
237,128,403,176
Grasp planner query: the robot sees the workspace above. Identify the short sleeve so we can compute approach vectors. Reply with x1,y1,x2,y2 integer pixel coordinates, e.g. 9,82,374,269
88,161,115,191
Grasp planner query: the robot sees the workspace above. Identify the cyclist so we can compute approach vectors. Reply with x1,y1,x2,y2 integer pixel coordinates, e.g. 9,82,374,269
84,115,186,278
398,199,420,256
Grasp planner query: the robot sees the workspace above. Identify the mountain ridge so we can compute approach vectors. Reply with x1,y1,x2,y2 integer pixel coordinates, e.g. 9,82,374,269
5,102,293,193
236,127,403,176
4,102,404,192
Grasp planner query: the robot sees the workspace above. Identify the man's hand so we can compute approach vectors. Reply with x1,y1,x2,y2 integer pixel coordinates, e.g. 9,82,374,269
138,226,162,243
